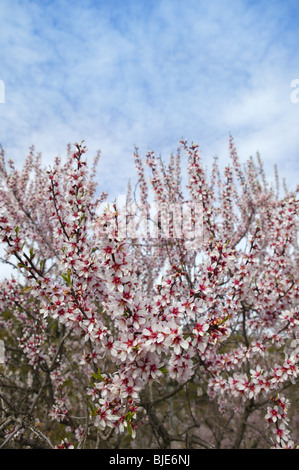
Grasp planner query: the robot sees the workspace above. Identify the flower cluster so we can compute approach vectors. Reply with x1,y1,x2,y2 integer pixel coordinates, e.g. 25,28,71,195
265,395,297,448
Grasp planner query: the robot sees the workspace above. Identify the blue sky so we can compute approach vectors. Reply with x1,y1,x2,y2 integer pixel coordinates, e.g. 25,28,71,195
0,0,298,200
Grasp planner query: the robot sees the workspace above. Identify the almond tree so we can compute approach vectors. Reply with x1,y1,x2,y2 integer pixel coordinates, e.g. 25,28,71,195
0,138,298,449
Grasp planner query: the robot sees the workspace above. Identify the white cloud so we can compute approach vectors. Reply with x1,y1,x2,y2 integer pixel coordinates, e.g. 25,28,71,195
0,0,297,200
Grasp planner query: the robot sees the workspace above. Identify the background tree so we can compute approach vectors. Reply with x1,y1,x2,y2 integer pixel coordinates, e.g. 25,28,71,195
0,138,298,449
